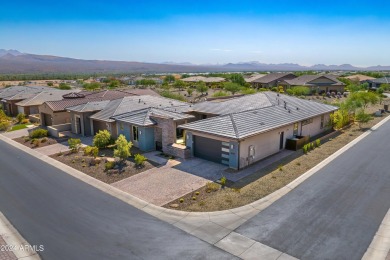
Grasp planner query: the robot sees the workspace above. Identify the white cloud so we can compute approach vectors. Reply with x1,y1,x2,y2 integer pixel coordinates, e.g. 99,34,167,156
210,48,233,52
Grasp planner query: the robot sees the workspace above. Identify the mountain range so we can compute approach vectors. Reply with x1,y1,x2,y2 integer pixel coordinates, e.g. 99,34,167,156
1,49,389,74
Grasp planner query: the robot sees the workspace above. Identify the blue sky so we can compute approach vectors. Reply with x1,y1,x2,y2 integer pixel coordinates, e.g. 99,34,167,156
2,0,390,66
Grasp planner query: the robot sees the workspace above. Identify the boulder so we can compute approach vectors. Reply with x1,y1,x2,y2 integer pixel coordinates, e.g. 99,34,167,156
107,169,120,175
105,157,115,163
169,204,179,208
89,158,101,166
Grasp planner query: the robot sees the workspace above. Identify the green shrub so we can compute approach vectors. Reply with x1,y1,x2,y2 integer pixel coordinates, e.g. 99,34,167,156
303,144,308,154
271,87,278,92
114,135,133,161
311,142,315,150
160,91,186,101
179,198,184,203
206,182,219,192
93,130,111,148
192,196,197,200
105,161,115,170
134,153,147,166
212,91,228,97
30,129,48,138
278,165,283,171
220,176,227,186
33,139,40,147
21,118,29,124
41,137,48,143
84,146,99,157
315,139,321,147
68,138,81,153
258,88,268,92
288,86,311,96
16,113,25,123
240,88,257,95
0,121,11,131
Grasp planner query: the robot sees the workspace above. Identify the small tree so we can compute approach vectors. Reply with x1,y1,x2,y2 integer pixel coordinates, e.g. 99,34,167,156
16,113,25,123
68,138,82,153
173,80,186,91
164,75,176,84
59,83,71,90
230,74,246,86
93,130,111,148
114,134,133,162
355,110,372,129
47,82,54,87
223,82,241,95
349,92,379,111
186,87,193,96
196,81,208,94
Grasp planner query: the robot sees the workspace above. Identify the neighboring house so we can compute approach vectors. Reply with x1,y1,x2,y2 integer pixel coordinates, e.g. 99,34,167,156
251,73,297,89
67,100,111,136
244,74,267,83
39,90,134,127
367,77,390,90
179,92,337,169
88,95,192,143
124,88,160,97
0,86,54,116
280,74,346,93
344,74,375,83
15,90,76,115
182,76,225,84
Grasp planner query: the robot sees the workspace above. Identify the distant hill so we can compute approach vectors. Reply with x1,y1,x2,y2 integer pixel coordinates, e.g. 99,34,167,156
0,49,389,74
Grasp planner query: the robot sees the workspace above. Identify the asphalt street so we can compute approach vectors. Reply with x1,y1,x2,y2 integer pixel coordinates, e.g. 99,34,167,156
236,119,390,259
0,140,235,260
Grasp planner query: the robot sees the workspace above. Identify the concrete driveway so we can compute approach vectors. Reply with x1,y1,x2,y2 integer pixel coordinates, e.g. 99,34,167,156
1,126,35,139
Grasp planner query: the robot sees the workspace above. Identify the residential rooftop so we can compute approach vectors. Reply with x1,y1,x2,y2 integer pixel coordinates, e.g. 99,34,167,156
179,92,338,140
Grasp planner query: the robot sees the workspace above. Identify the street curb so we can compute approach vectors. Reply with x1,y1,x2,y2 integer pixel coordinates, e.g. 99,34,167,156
362,209,390,260
0,116,390,256
0,212,41,260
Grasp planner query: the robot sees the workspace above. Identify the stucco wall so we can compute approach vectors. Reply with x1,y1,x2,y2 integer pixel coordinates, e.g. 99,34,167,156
300,113,330,137
39,104,70,126
239,125,294,169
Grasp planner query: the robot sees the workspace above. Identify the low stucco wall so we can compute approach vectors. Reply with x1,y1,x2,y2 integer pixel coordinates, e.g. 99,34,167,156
47,123,71,137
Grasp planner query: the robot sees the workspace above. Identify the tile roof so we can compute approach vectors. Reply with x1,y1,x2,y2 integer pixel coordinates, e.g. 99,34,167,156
370,77,390,84
90,95,190,122
43,90,135,112
66,100,111,113
244,74,267,83
251,73,296,84
283,74,345,86
123,89,160,96
190,93,273,115
0,86,56,100
113,107,194,126
344,74,376,82
15,90,77,106
179,92,338,140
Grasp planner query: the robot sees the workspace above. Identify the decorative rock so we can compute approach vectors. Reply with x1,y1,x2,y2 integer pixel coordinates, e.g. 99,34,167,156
169,204,179,208
105,158,115,163
107,169,120,175
89,158,101,166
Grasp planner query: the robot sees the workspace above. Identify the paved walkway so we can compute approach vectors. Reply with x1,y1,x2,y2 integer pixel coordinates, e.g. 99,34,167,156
34,137,93,156
112,159,211,206
0,126,35,139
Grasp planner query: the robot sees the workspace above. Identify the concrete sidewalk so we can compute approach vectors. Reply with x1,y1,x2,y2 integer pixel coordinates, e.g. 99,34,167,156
0,212,40,260
0,126,35,139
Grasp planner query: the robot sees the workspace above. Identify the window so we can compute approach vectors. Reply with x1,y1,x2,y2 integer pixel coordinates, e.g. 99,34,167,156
320,115,325,129
132,126,139,141
293,123,298,136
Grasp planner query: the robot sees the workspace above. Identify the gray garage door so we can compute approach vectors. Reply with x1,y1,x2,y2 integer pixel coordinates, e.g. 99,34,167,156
194,135,224,164
93,120,107,134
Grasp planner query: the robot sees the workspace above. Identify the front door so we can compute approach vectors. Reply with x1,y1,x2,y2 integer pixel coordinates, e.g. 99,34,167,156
132,125,139,147
279,131,284,150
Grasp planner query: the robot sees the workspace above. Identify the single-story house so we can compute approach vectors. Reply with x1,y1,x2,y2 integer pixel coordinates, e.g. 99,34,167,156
279,74,346,93
0,86,54,116
343,74,375,83
251,73,297,89
367,77,390,90
15,90,76,116
39,90,135,127
244,74,267,83
87,95,192,143
179,92,337,169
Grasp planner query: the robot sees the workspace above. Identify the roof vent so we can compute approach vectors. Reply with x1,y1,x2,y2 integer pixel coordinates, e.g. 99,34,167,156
259,122,265,125
277,93,279,97
139,99,141,103
288,109,291,113
296,107,299,110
